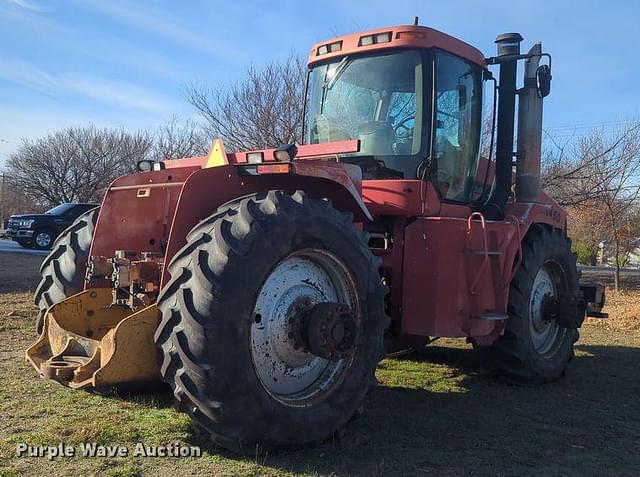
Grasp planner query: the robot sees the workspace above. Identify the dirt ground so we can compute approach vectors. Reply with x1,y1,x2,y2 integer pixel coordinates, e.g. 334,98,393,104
1,253,639,476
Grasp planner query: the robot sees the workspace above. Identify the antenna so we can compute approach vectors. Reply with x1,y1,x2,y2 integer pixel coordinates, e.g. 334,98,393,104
414,16,419,26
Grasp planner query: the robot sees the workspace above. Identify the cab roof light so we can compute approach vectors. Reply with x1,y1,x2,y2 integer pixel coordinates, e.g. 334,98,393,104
317,41,342,56
396,30,426,40
358,32,392,47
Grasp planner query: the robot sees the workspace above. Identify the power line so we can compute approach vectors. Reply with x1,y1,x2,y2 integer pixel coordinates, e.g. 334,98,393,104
547,129,637,139
545,119,637,131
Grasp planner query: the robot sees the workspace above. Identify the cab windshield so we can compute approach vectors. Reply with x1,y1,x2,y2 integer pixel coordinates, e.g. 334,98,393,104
304,50,428,179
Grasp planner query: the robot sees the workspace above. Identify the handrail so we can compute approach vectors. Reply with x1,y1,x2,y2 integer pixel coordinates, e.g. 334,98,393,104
466,211,488,296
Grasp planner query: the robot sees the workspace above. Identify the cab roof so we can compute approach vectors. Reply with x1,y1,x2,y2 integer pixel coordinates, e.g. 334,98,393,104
307,24,486,68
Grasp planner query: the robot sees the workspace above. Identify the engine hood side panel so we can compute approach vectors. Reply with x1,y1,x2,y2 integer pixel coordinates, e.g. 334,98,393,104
88,167,199,266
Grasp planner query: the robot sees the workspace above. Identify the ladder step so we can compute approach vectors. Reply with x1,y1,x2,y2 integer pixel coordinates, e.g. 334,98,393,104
479,313,509,321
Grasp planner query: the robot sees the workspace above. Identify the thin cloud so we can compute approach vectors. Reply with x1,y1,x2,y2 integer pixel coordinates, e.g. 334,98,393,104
0,56,176,114
7,0,52,13
0,4,188,84
74,1,245,64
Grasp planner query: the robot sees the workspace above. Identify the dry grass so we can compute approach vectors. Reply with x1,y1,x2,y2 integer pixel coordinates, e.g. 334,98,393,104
0,252,43,294
1,254,640,476
586,289,640,331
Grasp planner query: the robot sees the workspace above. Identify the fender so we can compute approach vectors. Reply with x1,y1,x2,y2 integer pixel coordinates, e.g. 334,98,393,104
162,161,372,286
505,190,567,234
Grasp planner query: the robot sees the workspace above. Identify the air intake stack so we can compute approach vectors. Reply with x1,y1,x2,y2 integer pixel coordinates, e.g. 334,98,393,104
516,43,546,203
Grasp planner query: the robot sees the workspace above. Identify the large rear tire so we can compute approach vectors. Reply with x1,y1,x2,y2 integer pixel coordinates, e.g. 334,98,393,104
34,207,99,334
490,225,579,382
155,191,386,452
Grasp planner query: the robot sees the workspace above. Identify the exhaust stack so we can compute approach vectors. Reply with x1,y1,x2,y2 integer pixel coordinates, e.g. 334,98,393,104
482,33,523,220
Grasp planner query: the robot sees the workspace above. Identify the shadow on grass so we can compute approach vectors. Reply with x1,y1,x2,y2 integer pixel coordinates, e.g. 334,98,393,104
92,341,640,476
181,343,640,476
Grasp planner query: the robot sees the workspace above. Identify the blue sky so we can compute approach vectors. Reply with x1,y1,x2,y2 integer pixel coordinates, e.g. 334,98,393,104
1,0,639,165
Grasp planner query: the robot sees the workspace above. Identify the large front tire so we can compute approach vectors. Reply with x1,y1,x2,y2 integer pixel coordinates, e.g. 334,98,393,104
33,208,99,333
491,225,579,382
155,191,386,452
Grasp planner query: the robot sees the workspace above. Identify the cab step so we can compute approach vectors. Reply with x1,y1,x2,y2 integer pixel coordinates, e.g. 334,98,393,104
479,313,509,321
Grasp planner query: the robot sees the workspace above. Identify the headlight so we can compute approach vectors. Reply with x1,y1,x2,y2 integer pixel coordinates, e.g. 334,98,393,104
246,152,264,164
274,144,297,162
20,219,35,228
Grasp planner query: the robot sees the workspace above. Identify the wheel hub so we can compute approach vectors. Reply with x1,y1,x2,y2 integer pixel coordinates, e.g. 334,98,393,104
540,295,559,324
296,302,357,361
529,265,562,354
250,249,360,406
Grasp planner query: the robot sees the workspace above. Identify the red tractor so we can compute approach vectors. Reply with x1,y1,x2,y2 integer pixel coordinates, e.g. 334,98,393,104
27,23,606,452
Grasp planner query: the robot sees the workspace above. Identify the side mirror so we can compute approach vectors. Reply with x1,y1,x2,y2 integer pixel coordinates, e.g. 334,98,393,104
536,64,552,98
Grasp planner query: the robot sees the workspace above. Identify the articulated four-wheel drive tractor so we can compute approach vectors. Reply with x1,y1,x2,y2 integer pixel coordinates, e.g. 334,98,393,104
26,23,606,452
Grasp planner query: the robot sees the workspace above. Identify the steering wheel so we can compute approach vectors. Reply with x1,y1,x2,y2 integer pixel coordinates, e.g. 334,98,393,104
394,115,415,140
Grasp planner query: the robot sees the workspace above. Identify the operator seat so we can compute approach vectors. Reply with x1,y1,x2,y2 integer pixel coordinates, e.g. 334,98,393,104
358,121,394,156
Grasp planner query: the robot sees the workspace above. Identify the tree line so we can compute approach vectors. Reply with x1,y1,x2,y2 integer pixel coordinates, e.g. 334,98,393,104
1,53,639,286
3,117,209,207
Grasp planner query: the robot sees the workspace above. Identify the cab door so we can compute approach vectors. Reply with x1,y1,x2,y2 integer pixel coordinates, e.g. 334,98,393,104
400,50,514,341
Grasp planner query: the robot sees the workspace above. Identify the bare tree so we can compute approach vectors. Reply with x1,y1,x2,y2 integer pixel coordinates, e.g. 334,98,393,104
480,103,496,160
0,172,39,227
152,116,209,161
543,122,640,289
541,121,640,206
6,125,154,206
584,130,640,289
186,53,305,152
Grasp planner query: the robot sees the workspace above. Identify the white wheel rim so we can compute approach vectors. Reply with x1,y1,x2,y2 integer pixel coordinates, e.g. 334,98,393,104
250,249,359,407
36,232,51,248
529,265,562,354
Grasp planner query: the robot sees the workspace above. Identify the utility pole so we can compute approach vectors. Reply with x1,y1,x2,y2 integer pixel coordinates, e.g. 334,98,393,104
0,172,5,230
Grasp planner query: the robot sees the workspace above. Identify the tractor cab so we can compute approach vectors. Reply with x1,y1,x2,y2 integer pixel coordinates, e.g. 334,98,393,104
304,25,485,204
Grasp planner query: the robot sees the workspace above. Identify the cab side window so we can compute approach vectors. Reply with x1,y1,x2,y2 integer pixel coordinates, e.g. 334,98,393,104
432,51,483,202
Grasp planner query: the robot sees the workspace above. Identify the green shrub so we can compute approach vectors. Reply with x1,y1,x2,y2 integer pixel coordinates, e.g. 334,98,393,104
616,253,631,269
572,239,598,265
